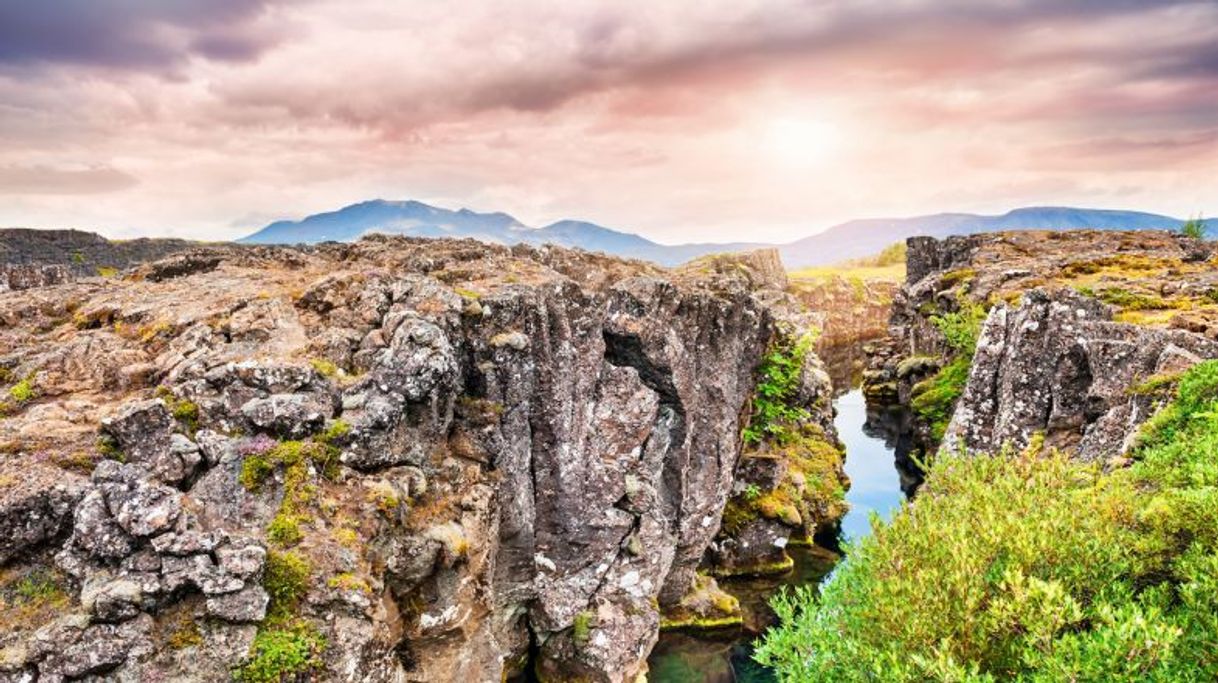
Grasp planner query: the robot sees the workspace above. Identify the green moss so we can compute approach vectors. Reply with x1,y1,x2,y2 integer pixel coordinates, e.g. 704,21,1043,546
233,621,326,683
711,555,794,578
659,614,746,630
314,419,350,447
572,610,596,650
96,266,119,278
263,550,311,623
266,512,304,547
7,379,34,404
723,426,847,538
240,440,336,492
154,387,199,433
96,434,125,462
1128,372,1183,399
326,572,371,593
366,483,400,520
239,454,274,491
166,617,203,649
0,568,69,633
309,358,339,378
1093,287,1179,311
940,267,976,288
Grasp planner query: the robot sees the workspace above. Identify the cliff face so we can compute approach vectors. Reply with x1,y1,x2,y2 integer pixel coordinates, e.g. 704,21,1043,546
868,229,1218,464
792,276,896,392
0,237,843,682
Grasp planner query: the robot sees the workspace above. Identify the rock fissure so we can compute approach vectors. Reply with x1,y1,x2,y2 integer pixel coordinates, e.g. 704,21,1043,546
0,238,854,683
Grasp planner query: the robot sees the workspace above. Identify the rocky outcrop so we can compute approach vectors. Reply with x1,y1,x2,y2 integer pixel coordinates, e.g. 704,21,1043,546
945,288,1218,461
0,264,73,292
867,229,1218,464
709,349,846,577
0,237,842,682
793,275,897,392
0,228,203,280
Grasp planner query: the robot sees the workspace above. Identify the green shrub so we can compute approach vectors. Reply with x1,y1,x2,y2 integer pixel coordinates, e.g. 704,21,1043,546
909,300,987,443
234,551,325,681
1180,215,1207,239
929,300,986,356
873,241,907,267
910,356,971,442
8,379,34,404
742,332,815,446
756,360,1218,681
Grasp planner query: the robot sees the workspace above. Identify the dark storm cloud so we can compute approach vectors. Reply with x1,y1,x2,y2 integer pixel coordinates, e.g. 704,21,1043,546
0,0,288,69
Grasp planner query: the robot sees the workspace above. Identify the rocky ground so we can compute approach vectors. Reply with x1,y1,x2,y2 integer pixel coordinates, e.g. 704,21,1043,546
864,229,1218,468
0,235,847,682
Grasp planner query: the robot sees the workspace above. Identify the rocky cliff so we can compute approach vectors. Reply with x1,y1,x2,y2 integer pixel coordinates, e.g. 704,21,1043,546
0,237,844,682
866,229,1218,466
0,229,207,287
791,276,896,393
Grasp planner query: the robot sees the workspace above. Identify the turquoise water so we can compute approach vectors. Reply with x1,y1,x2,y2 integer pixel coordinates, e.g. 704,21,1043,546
646,387,906,681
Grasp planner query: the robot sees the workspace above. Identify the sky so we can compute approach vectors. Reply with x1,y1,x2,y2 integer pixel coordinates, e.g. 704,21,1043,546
0,0,1215,244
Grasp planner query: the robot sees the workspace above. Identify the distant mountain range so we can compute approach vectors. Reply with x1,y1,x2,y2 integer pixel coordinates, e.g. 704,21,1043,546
241,200,1212,268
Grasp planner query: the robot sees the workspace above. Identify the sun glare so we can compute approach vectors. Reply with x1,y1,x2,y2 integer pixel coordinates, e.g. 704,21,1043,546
762,117,843,167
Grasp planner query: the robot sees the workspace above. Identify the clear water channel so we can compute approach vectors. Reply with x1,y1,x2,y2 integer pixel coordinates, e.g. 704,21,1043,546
645,387,909,681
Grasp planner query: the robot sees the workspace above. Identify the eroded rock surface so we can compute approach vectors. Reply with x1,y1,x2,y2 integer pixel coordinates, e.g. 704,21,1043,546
867,230,1218,464
0,237,839,682
945,288,1218,460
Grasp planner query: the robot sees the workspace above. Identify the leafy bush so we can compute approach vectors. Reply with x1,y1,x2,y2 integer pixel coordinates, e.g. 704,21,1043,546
742,332,815,446
8,378,34,404
909,300,987,442
756,360,1218,681
910,356,971,442
873,241,907,267
1180,214,1207,239
929,300,987,355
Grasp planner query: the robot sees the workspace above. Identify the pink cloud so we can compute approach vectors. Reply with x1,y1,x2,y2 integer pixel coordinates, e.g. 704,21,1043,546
0,0,1214,242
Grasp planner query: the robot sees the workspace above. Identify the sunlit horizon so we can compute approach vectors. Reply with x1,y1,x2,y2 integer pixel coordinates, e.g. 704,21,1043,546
1,1,1215,243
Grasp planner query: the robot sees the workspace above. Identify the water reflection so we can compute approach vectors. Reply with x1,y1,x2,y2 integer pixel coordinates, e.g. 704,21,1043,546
834,389,908,541
646,388,908,681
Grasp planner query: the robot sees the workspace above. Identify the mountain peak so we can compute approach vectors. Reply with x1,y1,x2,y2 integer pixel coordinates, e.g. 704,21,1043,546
241,201,1209,268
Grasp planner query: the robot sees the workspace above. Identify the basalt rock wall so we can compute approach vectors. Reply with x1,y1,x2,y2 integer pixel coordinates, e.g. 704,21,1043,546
0,237,840,682
867,230,1218,464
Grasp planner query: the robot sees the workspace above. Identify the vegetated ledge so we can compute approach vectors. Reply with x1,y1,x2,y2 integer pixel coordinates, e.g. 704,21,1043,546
0,235,846,683
758,229,1218,679
862,228,1218,468
757,355,1218,680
